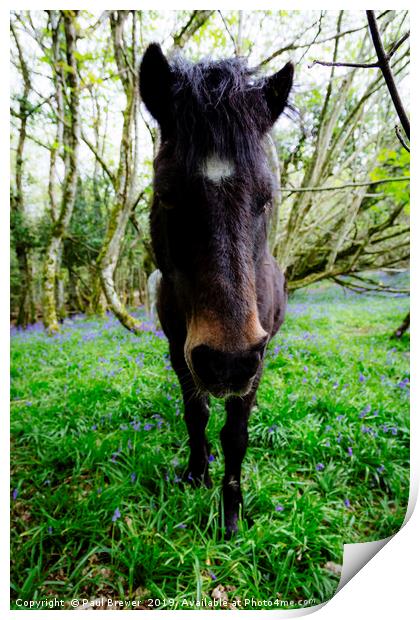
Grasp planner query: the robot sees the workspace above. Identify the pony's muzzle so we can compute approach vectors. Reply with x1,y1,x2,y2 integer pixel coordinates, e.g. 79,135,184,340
190,337,267,397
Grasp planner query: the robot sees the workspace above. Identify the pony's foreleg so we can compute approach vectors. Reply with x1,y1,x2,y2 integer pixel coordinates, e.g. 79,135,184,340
170,343,212,487
221,384,259,536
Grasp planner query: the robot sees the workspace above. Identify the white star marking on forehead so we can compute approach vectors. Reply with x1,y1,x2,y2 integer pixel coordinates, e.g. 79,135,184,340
202,156,235,183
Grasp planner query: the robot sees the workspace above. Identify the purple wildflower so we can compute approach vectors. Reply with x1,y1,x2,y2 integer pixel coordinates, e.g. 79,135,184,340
112,508,121,522
275,504,284,512
176,523,187,529
316,463,325,471
144,423,153,431
91,424,97,430
347,447,353,456
336,415,344,421
303,365,308,372
344,499,351,508
208,454,215,463
377,465,385,474
48,526,53,534
97,487,102,495
130,473,136,483
325,440,330,447
359,374,366,383
12,488,18,501
209,571,217,581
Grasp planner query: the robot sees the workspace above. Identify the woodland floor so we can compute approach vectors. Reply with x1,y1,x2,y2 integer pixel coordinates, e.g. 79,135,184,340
10,280,410,610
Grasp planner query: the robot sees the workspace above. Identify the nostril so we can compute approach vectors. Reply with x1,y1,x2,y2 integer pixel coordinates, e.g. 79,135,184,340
251,335,269,356
190,344,221,385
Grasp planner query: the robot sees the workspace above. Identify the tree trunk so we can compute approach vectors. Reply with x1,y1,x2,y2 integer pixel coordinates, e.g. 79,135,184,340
42,11,80,333
10,21,37,328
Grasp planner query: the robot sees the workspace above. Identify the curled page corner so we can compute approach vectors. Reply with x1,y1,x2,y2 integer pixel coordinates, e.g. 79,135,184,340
335,536,392,594
336,475,418,595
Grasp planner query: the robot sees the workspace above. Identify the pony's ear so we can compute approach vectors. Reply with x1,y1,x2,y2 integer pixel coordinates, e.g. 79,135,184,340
140,43,173,125
263,62,294,126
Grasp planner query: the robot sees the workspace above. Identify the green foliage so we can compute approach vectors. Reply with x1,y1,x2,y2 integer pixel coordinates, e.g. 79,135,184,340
10,283,409,608
370,147,410,208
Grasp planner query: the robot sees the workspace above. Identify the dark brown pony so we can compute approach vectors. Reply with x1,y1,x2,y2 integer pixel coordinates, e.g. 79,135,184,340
140,44,293,535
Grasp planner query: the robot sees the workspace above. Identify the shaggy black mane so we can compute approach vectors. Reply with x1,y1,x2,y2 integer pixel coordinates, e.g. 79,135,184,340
168,56,270,175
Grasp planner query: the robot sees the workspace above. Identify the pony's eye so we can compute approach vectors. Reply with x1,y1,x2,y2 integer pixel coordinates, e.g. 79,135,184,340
157,193,175,210
255,196,271,214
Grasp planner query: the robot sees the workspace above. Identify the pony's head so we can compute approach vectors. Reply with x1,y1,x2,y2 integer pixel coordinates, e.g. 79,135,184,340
140,44,293,396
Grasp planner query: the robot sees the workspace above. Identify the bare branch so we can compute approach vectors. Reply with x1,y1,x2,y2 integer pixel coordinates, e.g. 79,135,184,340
285,176,409,194
309,24,409,77
395,125,410,152
309,59,379,69
217,11,237,54
172,10,214,50
367,11,410,139
81,131,116,186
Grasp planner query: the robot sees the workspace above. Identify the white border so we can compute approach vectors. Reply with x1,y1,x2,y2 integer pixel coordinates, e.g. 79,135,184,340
3,2,418,618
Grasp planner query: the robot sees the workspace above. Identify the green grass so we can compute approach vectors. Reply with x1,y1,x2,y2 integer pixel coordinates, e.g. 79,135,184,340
10,282,409,610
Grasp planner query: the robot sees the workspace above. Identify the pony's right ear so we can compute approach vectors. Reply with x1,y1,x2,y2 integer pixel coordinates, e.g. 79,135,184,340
139,43,173,125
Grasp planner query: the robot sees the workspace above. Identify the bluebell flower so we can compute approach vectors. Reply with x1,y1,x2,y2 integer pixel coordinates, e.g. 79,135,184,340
112,508,121,522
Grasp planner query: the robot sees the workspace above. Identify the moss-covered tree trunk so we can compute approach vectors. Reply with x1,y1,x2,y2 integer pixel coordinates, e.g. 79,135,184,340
42,11,80,333
10,21,37,327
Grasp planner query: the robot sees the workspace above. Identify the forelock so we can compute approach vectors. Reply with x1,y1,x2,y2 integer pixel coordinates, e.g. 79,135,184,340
167,56,270,176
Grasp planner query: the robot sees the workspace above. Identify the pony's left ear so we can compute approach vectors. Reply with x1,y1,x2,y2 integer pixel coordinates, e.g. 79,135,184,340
140,43,173,126
263,62,294,126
